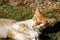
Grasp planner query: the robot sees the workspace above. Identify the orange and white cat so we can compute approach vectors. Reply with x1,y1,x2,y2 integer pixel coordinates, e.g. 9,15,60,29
0,7,55,40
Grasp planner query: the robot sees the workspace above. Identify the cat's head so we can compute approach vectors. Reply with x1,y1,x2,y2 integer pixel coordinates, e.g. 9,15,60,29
32,7,56,32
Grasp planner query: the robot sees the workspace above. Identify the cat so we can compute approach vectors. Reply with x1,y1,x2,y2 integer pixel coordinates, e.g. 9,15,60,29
0,7,55,40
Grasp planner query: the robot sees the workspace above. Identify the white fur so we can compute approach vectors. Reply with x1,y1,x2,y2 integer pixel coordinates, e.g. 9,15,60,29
11,19,39,40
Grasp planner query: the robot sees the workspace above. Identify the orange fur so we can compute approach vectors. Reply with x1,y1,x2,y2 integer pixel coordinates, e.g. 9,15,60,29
32,7,48,28
0,19,17,27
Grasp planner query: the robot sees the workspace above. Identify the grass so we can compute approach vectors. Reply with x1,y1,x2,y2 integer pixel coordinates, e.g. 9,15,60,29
0,5,34,21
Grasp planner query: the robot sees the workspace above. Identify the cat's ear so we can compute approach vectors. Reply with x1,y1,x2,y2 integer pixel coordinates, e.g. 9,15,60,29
34,7,43,16
35,7,41,16
32,7,41,19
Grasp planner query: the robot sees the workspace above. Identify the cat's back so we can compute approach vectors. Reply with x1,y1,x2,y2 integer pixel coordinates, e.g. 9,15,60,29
0,19,17,27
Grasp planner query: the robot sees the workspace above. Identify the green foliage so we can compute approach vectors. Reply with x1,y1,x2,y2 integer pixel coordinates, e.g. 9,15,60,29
47,31,60,40
0,5,34,21
42,8,60,22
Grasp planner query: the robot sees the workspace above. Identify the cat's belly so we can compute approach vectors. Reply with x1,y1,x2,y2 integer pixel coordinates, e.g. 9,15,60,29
10,28,36,40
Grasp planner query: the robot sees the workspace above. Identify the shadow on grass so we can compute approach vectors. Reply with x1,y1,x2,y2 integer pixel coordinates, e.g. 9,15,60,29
39,21,60,40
